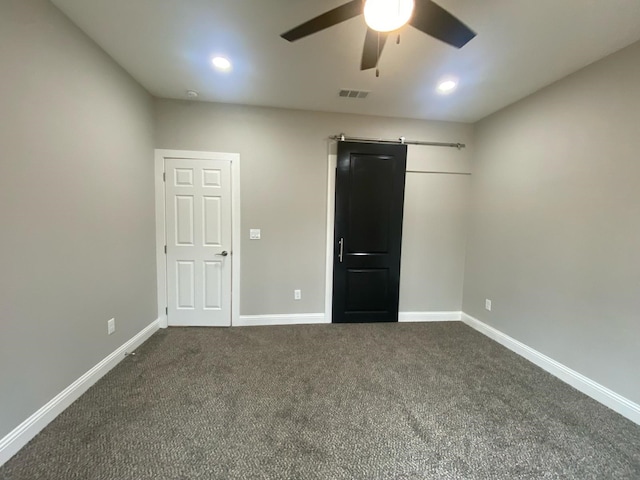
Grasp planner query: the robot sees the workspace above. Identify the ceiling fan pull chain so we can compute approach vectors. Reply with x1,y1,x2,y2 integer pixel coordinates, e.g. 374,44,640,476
397,34,401,44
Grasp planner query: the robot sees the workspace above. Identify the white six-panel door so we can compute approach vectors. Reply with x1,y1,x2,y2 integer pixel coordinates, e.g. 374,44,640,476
165,158,232,326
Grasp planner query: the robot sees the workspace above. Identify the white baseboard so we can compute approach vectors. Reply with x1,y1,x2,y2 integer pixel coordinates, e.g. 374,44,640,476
236,313,328,327
461,313,640,426
0,318,160,467
236,311,462,327
399,311,462,322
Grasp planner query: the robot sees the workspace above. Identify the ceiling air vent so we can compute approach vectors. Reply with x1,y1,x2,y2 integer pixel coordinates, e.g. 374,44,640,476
339,89,370,99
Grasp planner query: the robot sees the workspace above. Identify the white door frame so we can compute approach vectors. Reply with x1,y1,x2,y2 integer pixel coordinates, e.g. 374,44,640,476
324,154,337,324
155,149,241,328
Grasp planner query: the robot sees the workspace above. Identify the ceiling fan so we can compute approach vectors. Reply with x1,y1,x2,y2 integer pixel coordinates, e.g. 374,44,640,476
281,0,476,73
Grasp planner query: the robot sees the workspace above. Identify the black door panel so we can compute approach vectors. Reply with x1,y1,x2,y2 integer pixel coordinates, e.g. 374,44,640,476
345,269,390,312
332,142,407,323
347,155,394,252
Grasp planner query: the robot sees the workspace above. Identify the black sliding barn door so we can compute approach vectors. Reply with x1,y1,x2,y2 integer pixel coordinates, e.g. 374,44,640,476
332,141,407,323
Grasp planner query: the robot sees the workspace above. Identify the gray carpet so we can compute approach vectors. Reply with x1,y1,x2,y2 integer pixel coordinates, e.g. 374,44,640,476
1,322,639,479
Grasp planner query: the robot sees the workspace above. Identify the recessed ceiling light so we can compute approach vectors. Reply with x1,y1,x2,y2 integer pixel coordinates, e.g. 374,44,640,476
212,56,232,71
437,79,458,94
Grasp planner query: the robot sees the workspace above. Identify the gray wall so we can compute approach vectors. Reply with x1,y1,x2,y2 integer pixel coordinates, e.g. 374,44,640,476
155,100,474,315
400,172,470,312
0,0,157,438
463,40,640,404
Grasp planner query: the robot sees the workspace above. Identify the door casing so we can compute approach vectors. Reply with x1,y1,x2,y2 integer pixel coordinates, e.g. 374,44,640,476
324,154,338,323
155,149,241,328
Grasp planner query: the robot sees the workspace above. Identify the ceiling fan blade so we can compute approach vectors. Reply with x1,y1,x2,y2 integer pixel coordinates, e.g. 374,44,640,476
361,29,388,70
281,0,362,42
410,0,476,48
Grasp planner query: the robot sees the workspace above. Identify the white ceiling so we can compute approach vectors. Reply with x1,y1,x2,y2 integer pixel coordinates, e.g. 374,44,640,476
51,0,640,123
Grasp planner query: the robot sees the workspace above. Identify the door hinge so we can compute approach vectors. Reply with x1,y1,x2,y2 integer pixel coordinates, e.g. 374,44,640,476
163,172,166,182
164,245,167,254
165,307,168,315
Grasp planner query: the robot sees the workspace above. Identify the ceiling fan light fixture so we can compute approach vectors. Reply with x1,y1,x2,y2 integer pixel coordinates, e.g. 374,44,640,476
364,0,415,33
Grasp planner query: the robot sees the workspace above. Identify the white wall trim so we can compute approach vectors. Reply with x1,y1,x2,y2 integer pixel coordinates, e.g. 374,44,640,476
324,154,337,324
154,149,241,328
237,313,329,327
461,313,640,426
154,151,168,328
230,156,241,328
399,311,462,322
0,319,160,467
236,312,461,327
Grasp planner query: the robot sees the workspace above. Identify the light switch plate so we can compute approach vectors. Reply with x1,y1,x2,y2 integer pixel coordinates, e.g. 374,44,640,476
107,318,116,335
250,229,261,240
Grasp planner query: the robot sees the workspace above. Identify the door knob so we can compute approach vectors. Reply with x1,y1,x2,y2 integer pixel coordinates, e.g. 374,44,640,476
216,251,229,257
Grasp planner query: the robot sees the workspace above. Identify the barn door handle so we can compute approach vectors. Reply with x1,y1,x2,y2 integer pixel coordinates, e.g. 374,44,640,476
338,238,344,263
216,251,228,257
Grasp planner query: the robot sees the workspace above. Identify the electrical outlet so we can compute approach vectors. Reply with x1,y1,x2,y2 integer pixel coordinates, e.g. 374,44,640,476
107,318,116,335
485,299,492,311
249,229,261,240
294,289,301,300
